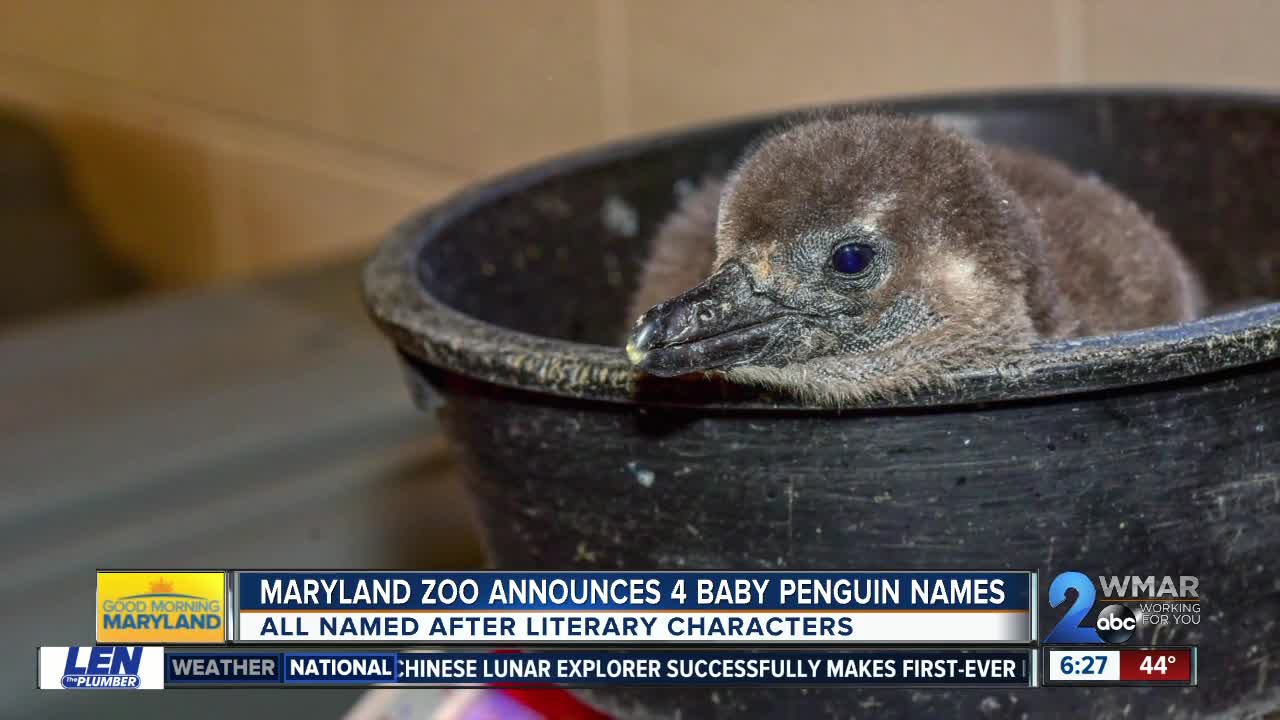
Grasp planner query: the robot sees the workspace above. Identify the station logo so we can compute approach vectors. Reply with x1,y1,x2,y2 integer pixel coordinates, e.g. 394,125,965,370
96,571,226,644
1044,571,1200,644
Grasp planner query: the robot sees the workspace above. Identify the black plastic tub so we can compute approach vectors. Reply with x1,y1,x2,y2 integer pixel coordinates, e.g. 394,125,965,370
365,90,1280,719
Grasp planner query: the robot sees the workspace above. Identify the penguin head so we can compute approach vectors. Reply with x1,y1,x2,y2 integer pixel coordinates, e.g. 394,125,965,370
626,114,1043,394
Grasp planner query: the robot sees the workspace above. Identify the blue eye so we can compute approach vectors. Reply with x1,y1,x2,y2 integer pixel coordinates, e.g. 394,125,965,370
831,243,875,275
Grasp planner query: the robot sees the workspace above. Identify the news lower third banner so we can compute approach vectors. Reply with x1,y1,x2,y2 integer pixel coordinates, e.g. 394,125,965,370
233,571,1034,644
38,647,1035,689
91,570,1033,645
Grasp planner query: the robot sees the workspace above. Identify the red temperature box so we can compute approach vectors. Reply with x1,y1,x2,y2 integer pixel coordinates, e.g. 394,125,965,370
1118,649,1194,683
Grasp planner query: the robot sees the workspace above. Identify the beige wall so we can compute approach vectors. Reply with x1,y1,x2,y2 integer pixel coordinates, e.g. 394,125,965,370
1,0,1278,286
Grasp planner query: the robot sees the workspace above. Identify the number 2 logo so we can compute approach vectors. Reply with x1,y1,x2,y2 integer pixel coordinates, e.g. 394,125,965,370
1044,571,1103,643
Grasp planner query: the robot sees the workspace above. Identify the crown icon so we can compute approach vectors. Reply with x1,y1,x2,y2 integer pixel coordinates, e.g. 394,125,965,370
149,577,174,593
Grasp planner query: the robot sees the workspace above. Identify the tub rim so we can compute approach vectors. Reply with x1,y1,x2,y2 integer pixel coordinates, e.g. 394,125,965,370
363,87,1280,411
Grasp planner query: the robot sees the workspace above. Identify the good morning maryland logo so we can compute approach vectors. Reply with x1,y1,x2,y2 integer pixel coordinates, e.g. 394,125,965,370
96,572,226,644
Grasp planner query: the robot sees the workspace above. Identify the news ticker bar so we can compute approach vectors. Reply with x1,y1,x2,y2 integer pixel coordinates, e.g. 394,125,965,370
96,570,1036,645
40,647,1035,689
41,646,1203,690
1042,646,1197,686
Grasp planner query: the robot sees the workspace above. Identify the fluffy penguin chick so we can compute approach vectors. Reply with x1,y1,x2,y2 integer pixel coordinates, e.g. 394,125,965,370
624,114,1206,406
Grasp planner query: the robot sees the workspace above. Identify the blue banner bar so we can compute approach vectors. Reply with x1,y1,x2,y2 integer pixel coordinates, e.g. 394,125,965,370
283,652,397,684
164,649,1032,687
235,571,1030,611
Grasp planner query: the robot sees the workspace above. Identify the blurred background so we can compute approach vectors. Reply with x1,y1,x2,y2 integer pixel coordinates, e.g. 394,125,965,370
3,0,1280,322
3,2,1280,718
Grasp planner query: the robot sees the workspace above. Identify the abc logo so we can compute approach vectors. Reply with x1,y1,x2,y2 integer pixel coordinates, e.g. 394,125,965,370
1095,604,1137,644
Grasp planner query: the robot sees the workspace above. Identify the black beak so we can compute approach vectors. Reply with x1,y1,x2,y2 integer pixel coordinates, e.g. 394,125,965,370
626,262,788,376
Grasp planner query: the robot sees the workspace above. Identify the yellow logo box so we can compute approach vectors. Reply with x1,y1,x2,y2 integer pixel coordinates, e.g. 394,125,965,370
96,572,227,644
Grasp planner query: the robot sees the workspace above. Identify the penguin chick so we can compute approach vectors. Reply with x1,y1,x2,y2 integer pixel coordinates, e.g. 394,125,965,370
625,114,1206,406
